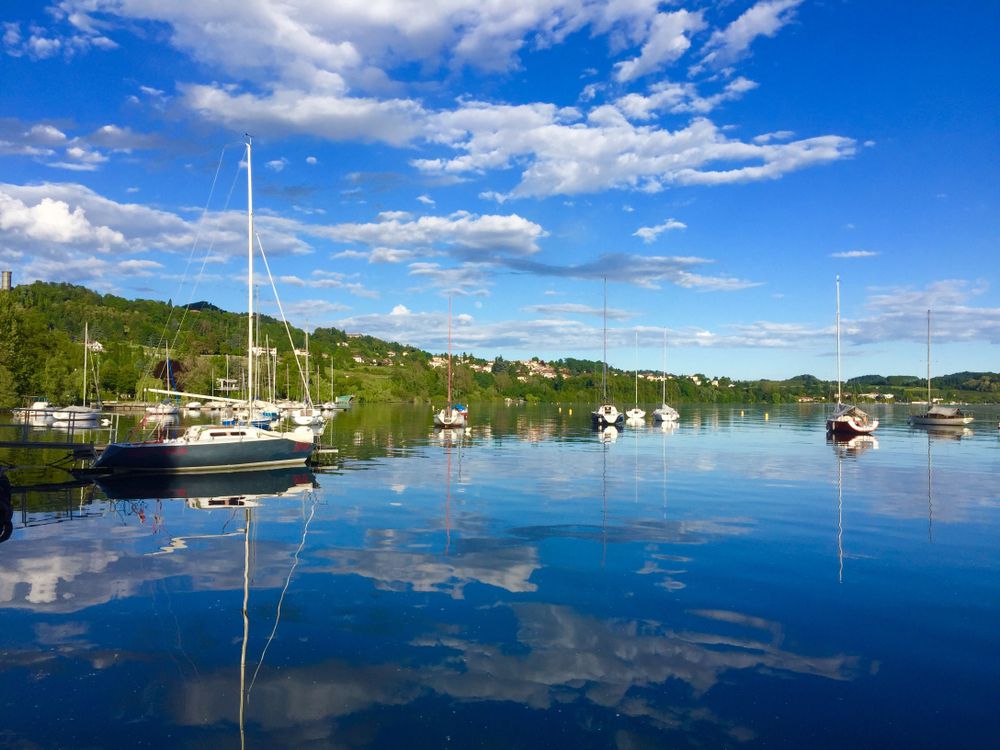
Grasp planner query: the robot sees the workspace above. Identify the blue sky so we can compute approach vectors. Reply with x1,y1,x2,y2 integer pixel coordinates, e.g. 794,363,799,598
1,0,997,379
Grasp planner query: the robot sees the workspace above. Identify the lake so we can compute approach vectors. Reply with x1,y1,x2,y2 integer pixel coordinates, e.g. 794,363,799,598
1,403,998,748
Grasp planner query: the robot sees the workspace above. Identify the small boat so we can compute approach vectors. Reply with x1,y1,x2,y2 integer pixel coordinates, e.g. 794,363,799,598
909,310,973,427
652,330,679,423
52,322,103,426
146,401,180,415
624,331,646,422
12,400,56,426
434,297,467,429
591,279,624,428
51,404,101,426
826,277,878,436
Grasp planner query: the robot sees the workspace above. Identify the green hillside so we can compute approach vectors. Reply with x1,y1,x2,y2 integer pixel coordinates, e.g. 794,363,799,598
0,281,996,407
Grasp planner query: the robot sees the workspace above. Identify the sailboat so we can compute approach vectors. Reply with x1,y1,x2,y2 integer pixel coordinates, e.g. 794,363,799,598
52,321,102,426
826,276,878,436
434,297,468,429
92,138,315,473
292,329,324,426
592,279,624,428
652,330,679,423
625,331,646,422
909,310,973,427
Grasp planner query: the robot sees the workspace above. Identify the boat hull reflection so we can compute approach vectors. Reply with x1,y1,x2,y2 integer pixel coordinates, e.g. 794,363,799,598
95,467,316,506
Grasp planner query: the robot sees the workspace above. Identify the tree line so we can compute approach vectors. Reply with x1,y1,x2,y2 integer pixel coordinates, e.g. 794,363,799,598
1,281,996,408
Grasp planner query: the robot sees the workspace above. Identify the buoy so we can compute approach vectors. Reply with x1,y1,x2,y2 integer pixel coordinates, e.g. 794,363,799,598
740,410,744,417
568,408,573,416
765,412,769,421
558,406,562,413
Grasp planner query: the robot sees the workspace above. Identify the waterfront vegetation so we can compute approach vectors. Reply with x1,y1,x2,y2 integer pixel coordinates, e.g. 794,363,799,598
1,281,998,408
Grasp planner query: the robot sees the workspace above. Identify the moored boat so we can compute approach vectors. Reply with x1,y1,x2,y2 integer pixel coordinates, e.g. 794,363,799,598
909,310,973,427
826,277,878,436
92,138,314,474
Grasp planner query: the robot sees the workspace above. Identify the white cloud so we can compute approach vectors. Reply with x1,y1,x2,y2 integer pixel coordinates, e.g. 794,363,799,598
615,77,759,121
694,0,803,73
830,250,879,259
613,10,706,83
370,247,417,264
416,194,435,206
305,156,318,165
419,104,856,199
318,211,546,259
634,218,687,244
266,157,289,172
521,303,634,320
181,83,426,147
0,190,123,249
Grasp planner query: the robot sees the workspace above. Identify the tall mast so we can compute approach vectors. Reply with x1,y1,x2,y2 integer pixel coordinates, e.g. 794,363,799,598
634,331,639,407
447,296,453,406
926,308,931,404
246,136,255,409
661,329,666,404
83,321,89,406
835,276,842,404
602,278,608,401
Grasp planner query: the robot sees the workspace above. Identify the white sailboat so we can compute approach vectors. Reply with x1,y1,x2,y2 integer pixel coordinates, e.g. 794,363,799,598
652,329,679,423
93,138,315,473
625,331,646,423
592,278,623,428
292,329,324,426
826,276,878,436
52,321,101,426
434,297,468,429
909,309,973,427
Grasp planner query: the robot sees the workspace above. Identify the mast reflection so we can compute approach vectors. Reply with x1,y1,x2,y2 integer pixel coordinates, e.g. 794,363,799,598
829,434,879,583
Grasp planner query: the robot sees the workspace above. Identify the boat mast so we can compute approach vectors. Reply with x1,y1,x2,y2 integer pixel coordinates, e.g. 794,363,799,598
83,321,89,407
634,331,639,407
447,296,453,407
835,276,842,405
926,309,931,405
602,278,608,402
661,330,666,404
246,136,255,411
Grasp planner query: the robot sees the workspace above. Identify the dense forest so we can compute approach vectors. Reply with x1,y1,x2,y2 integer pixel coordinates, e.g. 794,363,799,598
1,281,997,408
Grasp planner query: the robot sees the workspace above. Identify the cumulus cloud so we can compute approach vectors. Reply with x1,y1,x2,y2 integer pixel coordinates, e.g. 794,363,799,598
613,9,706,83
0,190,124,249
418,104,855,199
52,1,667,88
180,83,427,147
317,211,547,260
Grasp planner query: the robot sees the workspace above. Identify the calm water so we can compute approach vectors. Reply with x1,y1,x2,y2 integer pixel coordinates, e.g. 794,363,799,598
1,403,998,749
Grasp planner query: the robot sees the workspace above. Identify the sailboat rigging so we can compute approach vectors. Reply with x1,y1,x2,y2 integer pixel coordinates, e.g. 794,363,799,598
592,278,624,428
625,331,646,422
909,309,973,426
826,276,878,436
92,137,315,473
652,329,679,423
434,296,468,428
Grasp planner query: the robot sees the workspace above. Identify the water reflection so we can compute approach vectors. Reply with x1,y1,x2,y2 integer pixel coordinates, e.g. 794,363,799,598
1,404,998,748
95,467,316,506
